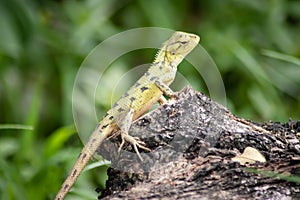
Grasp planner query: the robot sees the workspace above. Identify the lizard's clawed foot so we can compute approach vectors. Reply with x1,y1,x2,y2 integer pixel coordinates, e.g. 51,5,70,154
118,132,151,161
169,92,179,100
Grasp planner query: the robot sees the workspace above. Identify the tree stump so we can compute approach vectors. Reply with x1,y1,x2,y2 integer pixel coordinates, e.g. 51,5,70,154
97,86,300,200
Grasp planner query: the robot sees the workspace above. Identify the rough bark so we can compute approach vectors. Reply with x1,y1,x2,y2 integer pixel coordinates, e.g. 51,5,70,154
97,86,300,200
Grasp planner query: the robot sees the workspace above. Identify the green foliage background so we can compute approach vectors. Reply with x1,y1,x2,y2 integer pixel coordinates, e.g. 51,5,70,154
0,0,299,199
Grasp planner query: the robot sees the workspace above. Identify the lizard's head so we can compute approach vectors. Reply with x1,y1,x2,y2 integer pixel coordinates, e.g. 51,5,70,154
159,31,200,66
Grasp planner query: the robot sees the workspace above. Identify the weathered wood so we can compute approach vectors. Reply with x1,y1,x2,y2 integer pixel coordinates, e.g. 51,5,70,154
97,86,300,200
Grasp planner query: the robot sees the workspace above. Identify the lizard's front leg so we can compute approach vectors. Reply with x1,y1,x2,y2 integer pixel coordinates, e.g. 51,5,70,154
158,96,167,105
155,80,177,98
115,108,151,161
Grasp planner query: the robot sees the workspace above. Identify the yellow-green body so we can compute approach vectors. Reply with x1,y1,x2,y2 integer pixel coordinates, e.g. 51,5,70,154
55,31,200,200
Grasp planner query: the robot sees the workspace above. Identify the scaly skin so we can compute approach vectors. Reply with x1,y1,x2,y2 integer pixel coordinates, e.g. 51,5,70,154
55,31,200,200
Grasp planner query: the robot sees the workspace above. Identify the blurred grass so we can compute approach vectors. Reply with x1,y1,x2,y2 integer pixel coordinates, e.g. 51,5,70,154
0,0,299,199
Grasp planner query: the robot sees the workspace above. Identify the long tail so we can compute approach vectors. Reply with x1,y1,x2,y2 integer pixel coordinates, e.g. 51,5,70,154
55,125,113,200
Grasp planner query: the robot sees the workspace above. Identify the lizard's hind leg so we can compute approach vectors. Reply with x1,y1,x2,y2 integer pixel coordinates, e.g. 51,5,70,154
115,108,151,161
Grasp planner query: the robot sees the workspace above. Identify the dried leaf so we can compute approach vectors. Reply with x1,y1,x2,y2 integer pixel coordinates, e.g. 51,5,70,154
232,147,266,165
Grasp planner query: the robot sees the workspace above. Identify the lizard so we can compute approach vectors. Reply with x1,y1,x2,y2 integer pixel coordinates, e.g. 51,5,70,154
54,31,200,200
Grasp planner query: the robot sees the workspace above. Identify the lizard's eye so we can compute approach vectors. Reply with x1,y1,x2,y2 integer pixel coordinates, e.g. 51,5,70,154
171,52,175,55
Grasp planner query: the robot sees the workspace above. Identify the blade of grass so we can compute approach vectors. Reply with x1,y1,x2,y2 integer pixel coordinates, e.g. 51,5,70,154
231,41,270,84
0,124,34,130
246,168,300,183
262,49,300,66
44,125,77,158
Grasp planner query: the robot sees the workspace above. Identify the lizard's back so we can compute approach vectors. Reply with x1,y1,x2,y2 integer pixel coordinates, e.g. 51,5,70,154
54,31,200,200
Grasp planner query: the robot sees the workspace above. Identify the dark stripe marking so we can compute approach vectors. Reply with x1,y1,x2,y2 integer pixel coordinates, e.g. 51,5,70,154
81,153,87,161
63,184,69,190
130,97,136,102
102,124,108,129
72,169,77,177
112,103,118,108
141,86,149,92
96,124,100,129
150,76,158,81
123,92,129,97
118,107,125,112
